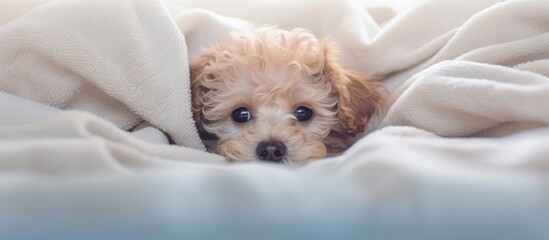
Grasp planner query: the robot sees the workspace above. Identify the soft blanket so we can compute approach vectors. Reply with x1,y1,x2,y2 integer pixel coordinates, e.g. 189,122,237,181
0,0,204,150
0,0,548,239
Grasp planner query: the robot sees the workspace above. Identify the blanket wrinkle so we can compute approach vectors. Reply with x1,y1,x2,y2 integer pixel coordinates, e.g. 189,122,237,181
354,0,505,76
0,107,224,175
0,0,205,150
381,60,549,137
380,0,549,137
427,0,549,65
174,9,254,59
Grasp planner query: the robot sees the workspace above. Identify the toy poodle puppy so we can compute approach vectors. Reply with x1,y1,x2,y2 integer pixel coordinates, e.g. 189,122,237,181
190,27,385,164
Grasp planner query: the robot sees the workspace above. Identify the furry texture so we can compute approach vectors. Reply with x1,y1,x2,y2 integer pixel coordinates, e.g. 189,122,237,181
191,27,385,164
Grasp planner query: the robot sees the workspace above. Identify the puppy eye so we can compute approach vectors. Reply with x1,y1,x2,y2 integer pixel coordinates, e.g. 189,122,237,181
232,107,252,123
294,106,313,121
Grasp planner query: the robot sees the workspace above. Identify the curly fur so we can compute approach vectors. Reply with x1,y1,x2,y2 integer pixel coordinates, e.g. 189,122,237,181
190,27,385,164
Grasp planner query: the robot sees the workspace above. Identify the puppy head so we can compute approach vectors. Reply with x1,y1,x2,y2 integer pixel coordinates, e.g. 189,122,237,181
191,27,384,164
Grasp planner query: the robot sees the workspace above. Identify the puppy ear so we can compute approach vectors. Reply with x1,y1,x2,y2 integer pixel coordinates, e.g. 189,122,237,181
189,51,214,133
322,42,386,137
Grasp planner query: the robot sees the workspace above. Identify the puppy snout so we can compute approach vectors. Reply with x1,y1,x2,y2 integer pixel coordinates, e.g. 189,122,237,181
256,141,286,163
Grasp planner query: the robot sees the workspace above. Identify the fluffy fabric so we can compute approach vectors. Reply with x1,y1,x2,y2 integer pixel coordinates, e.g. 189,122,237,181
0,0,205,150
379,0,549,137
0,0,548,238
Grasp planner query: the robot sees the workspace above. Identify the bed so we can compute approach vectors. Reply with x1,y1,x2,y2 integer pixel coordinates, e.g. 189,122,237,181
1,0,548,239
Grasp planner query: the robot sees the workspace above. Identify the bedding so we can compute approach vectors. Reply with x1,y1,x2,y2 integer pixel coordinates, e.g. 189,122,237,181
0,0,548,239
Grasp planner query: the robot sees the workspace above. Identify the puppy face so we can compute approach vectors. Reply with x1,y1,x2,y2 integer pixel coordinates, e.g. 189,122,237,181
191,27,384,164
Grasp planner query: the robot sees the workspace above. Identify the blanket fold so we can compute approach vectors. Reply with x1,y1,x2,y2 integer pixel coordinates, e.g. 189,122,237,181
380,0,549,137
0,0,205,150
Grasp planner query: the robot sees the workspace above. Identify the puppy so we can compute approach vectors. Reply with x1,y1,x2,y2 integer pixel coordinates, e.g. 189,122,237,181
190,27,385,164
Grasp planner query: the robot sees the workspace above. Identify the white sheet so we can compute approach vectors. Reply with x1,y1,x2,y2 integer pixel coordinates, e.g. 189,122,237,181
0,0,548,239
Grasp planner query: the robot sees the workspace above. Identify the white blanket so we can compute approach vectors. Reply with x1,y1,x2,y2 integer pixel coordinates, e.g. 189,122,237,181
0,0,205,150
0,0,548,239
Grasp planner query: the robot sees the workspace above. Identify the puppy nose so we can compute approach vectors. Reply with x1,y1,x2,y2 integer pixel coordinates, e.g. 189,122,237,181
256,141,286,163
